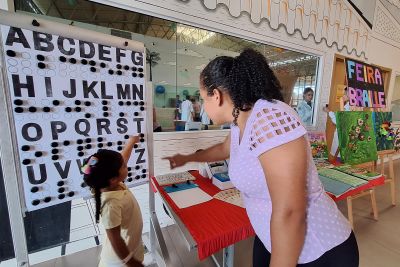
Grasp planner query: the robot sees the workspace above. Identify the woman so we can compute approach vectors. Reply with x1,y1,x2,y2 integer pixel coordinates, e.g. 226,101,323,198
164,49,358,267
297,87,314,126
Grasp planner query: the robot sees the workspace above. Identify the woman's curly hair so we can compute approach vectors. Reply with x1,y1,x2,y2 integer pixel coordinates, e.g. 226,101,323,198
200,48,283,124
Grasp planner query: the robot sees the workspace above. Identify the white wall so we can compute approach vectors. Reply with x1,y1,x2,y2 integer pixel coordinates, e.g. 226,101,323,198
350,0,377,25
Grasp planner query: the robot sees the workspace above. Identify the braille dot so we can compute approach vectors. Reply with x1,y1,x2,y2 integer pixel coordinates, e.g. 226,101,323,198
58,187,65,193
102,100,108,105
140,138,145,142
63,140,70,146
131,66,137,71
75,100,81,105
22,145,30,151
51,149,59,154
53,100,60,106
6,50,16,57
133,144,138,149
127,178,133,182
85,113,91,118
69,58,77,64
37,62,46,69
35,151,43,157
138,67,143,72
51,142,58,147
31,186,39,193
59,56,67,62
117,141,123,145
128,167,132,171
32,200,40,206
77,139,83,144
100,62,106,68
124,135,129,139
85,138,91,143
28,107,37,113
135,175,140,180
102,106,108,111
78,152,84,157
117,70,122,75
57,181,64,186
81,59,88,65
126,101,131,106
89,60,96,66
139,73,144,78
44,197,51,203
108,69,114,75
128,172,132,177
117,146,122,151
85,144,92,149
124,65,129,70
133,101,138,106
22,159,31,165
140,107,145,111
15,107,24,113
142,169,147,173
97,137,103,142
36,54,45,61
84,101,91,106
140,101,145,106
75,107,82,112
134,112,139,116
132,73,137,77
107,142,113,146
90,67,96,72
81,182,87,188
141,174,146,178
14,99,23,105
68,192,75,197
43,107,51,112
139,133,145,138
116,64,122,69
52,155,59,160
135,166,140,170
58,194,65,199
118,101,124,106
119,112,124,117
77,146,83,151
103,112,109,117
97,143,104,148
65,107,72,112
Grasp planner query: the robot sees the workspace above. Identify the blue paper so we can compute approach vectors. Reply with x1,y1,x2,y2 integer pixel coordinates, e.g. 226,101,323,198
213,172,230,182
163,182,198,193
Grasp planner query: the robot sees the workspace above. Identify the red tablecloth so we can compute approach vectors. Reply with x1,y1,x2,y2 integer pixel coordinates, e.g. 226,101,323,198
327,175,385,201
152,171,255,260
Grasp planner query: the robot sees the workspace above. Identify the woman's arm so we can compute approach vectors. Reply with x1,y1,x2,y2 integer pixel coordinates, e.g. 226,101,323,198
106,226,144,267
163,133,231,169
258,136,307,267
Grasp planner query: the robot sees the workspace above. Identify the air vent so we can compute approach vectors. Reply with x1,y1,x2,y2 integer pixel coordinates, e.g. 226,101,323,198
110,29,132,39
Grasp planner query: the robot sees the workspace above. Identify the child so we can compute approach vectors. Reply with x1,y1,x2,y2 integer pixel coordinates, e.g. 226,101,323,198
82,136,144,267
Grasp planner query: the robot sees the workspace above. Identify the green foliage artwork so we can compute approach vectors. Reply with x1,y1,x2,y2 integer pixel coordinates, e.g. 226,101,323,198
372,112,395,151
336,111,378,165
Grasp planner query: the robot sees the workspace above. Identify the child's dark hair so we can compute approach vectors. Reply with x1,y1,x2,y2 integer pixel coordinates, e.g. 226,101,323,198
303,87,314,95
83,149,123,223
200,48,284,125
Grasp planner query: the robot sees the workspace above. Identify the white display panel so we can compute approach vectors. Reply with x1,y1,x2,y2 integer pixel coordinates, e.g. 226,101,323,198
0,25,149,211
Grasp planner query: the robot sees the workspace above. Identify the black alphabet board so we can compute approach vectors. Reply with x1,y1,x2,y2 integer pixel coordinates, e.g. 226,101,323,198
0,25,149,211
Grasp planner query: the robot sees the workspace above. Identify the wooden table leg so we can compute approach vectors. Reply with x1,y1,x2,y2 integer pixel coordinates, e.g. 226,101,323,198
370,189,378,221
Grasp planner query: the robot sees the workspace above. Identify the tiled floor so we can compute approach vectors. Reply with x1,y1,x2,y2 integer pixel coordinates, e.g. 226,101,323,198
5,160,400,267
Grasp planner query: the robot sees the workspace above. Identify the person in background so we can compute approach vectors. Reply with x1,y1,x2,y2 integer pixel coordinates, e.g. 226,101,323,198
200,99,210,130
323,87,350,158
82,136,144,267
153,106,162,132
192,97,201,122
175,95,182,120
181,95,194,122
297,87,314,126
164,49,358,267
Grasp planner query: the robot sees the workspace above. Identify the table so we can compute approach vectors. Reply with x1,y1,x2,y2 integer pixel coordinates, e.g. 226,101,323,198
151,171,255,267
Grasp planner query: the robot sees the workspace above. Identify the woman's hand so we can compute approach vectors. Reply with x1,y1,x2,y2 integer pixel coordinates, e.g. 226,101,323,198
163,154,189,169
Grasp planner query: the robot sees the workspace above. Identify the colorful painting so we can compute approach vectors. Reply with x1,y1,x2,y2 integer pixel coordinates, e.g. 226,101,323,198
307,132,328,159
336,111,378,165
372,112,395,151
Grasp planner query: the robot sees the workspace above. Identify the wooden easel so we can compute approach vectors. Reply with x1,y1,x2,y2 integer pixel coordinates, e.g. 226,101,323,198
334,98,397,228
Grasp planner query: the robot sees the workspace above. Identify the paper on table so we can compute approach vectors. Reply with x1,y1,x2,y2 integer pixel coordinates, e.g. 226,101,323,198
167,187,212,209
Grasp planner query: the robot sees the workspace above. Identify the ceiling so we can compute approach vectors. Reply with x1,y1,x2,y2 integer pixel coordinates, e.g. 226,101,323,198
15,0,319,87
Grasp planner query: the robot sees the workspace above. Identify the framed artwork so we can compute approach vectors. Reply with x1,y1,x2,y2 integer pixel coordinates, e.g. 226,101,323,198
336,111,378,165
372,112,395,151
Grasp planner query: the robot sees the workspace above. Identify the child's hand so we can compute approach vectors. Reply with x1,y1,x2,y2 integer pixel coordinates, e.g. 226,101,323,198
128,135,140,144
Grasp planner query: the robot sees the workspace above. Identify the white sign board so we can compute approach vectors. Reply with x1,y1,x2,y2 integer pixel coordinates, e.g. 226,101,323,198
0,25,149,211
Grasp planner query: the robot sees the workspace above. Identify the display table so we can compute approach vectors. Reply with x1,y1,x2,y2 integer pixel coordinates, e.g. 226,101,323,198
151,171,255,266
